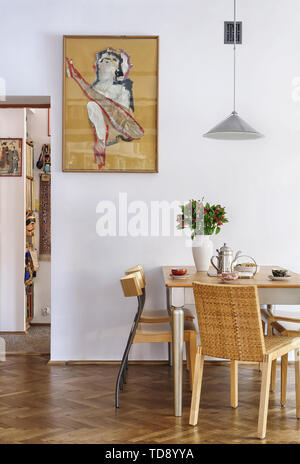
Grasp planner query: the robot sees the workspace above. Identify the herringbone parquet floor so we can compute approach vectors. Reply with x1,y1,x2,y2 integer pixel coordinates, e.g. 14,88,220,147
0,355,299,444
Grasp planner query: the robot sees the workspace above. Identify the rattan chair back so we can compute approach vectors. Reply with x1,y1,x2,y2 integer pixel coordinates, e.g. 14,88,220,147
192,282,266,362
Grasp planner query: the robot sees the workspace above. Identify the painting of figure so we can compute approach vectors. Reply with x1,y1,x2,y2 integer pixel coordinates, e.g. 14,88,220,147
0,138,22,177
66,48,144,169
63,36,158,172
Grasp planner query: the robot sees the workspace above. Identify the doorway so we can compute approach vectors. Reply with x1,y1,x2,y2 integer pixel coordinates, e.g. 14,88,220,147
0,97,51,355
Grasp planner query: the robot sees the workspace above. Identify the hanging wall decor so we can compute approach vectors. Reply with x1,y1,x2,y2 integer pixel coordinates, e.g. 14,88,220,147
39,176,51,260
63,35,159,173
0,138,22,177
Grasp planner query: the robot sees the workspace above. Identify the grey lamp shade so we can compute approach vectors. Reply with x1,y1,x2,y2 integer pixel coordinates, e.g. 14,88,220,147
203,111,263,140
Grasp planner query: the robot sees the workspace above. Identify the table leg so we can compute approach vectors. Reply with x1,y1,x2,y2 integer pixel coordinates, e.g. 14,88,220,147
172,305,184,417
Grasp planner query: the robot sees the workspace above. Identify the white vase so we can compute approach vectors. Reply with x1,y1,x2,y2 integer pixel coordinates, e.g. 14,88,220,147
192,235,213,271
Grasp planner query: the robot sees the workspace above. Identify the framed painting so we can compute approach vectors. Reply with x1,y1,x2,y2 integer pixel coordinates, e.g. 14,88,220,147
63,35,159,173
0,138,22,177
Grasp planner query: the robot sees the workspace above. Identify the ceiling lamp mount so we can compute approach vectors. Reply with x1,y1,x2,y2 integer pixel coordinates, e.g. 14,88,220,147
204,0,263,140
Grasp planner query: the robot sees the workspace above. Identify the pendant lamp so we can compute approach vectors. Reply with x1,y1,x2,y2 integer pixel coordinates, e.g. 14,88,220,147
203,0,263,140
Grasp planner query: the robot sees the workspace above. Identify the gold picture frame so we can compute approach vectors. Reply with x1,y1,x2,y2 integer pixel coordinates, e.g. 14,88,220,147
63,35,159,173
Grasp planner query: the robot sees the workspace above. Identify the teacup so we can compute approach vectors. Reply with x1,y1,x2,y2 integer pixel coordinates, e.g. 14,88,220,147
272,269,288,278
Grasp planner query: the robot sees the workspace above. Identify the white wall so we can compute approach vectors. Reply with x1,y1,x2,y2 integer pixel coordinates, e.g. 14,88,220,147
26,108,51,324
0,108,26,332
1,0,300,359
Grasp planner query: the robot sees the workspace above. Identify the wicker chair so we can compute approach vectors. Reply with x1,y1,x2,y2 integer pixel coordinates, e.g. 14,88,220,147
189,282,300,439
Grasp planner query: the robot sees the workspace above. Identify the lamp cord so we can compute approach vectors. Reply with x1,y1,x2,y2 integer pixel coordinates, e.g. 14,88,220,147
233,0,236,113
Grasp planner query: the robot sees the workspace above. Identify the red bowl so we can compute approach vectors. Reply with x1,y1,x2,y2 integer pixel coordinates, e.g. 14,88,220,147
171,268,187,276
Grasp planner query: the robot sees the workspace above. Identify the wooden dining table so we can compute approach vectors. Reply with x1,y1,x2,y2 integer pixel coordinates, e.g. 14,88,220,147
162,265,300,417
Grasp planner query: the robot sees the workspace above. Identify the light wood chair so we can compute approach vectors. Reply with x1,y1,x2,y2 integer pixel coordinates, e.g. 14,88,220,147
125,265,195,366
116,271,197,407
125,265,194,321
266,310,300,407
189,282,300,440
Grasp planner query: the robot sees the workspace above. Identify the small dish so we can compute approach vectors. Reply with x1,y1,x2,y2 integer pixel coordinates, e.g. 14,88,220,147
169,273,191,280
268,275,291,281
171,268,187,276
221,272,239,283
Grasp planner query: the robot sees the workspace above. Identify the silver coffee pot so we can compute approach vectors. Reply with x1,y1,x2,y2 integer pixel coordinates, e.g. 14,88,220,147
211,243,242,274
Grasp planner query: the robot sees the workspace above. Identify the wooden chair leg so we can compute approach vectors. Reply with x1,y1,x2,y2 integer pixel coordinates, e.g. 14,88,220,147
230,360,238,408
267,324,272,336
189,346,204,426
185,341,190,372
188,331,197,391
281,354,288,407
270,359,277,392
295,348,300,419
258,355,272,440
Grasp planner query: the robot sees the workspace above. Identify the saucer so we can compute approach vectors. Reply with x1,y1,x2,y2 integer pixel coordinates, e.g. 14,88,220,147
169,273,191,280
268,275,291,281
